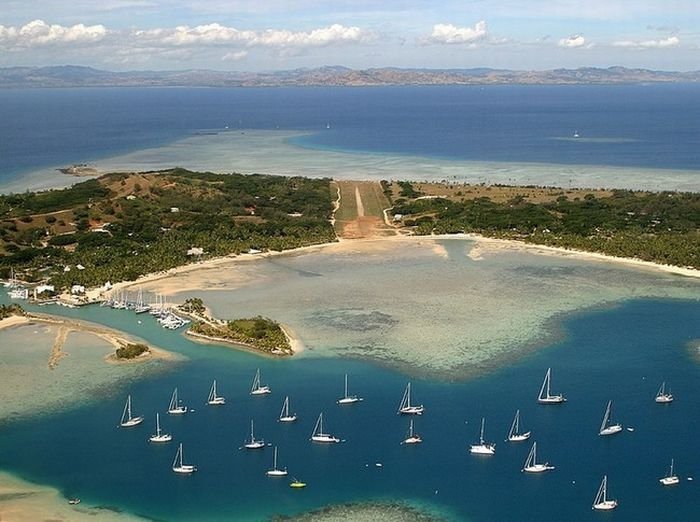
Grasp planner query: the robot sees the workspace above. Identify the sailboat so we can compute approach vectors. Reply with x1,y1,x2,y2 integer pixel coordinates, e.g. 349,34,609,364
250,368,271,395
469,418,496,455
598,400,623,436
310,413,340,443
266,446,288,476
119,395,144,427
172,443,197,474
337,374,362,404
655,382,674,403
149,413,172,443
521,442,555,473
167,387,188,414
592,475,617,510
279,396,297,422
397,382,424,415
659,458,680,486
403,418,422,444
134,288,150,314
537,368,566,404
244,419,265,449
573,130,580,138
507,409,531,442
207,379,225,405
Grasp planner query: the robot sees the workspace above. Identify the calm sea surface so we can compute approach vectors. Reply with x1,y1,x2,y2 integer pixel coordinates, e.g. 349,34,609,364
1,84,699,185
0,297,698,520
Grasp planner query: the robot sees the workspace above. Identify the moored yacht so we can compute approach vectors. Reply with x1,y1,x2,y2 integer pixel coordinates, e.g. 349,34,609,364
403,418,422,445
592,475,617,510
207,379,225,405
278,396,297,422
266,446,288,477
250,368,271,395
659,458,680,486
244,419,265,449
167,387,188,414
310,413,340,443
172,443,197,474
337,374,362,404
521,442,555,473
469,418,495,455
598,400,623,436
655,382,673,403
397,382,424,415
119,395,144,427
507,409,531,442
537,368,566,404
149,413,172,443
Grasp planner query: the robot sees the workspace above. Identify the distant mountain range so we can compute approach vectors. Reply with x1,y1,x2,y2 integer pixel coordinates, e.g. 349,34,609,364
1,65,699,88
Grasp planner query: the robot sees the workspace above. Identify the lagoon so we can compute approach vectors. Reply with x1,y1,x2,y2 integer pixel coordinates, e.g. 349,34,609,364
0,238,698,521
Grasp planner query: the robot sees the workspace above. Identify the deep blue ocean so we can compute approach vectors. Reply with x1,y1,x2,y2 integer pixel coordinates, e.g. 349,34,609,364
0,298,699,521
1,84,700,184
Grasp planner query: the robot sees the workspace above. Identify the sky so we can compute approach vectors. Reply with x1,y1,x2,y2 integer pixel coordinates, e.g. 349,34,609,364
0,0,698,71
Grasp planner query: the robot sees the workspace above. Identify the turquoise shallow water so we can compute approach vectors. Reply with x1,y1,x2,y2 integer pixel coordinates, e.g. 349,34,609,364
0,297,698,521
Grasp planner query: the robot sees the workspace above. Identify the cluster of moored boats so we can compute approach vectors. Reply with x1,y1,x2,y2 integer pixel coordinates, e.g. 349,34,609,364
102,290,189,329
118,367,681,505
475,368,679,511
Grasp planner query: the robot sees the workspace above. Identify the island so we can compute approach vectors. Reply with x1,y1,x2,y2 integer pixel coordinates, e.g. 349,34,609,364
0,171,697,358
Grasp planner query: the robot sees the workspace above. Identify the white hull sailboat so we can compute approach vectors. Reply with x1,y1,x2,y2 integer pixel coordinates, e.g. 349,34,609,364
244,419,265,449
592,475,617,510
172,443,197,474
120,395,144,427
207,379,225,405
522,442,555,473
167,387,188,414
279,396,297,422
469,418,496,455
250,368,271,395
403,418,422,444
599,400,623,436
537,368,566,404
310,413,340,443
149,413,172,443
397,382,424,415
655,382,673,403
507,409,531,442
659,458,680,486
337,374,362,404
266,446,288,477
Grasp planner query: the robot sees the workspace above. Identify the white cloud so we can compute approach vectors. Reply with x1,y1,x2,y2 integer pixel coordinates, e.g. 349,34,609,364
135,23,372,49
222,50,248,61
613,36,680,49
0,19,107,48
558,34,586,48
427,21,488,45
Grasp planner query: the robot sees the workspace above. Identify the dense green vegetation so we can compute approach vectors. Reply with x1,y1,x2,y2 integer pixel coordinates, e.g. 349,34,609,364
189,316,292,355
115,343,150,359
0,303,25,319
0,169,336,289
394,189,700,269
0,179,111,217
180,297,206,315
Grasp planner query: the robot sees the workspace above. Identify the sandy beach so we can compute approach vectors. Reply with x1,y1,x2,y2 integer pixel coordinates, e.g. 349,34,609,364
112,233,699,301
0,471,142,522
0,313,178,368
